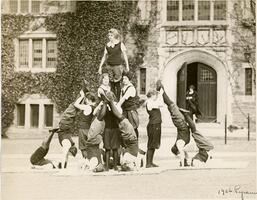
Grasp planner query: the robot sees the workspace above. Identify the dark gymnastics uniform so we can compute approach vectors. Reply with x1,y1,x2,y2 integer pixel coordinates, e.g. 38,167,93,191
103,108,121,150
77,105,94,154
146,106,162,149
77,106,102,163
57,103,77,147
106,42,124,99
121,85,139,136
161,91,190,155
118,117,138,157
30,146,52,166
186,91,202,119
106,42,124,82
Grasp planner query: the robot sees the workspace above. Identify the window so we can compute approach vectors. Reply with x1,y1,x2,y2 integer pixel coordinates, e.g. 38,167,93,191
17,104,25,126
20,0,29,13
33,40,43,68
19,40,29,68
198,1,210,20
46,40,57,68
182,0,194,21
245,68,252,95
214,0,226,20
44,105,53,127
31,0,40,14
166,0,227,22
167,0,179,21
30,104,39,128
15,100,54,129
9,0,18,13
200,69,214,81
140,68,146,94
16,38,57,71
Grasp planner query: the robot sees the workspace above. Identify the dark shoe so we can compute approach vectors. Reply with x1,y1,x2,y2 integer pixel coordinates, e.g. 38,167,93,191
151,163,159,167
156,80,163,91
113,166,119,171
191,159,194,167
139,149,146,155
93,163,105,173
184,159,190,167
179,161,183,167
49,128,59,134
146,164,152,168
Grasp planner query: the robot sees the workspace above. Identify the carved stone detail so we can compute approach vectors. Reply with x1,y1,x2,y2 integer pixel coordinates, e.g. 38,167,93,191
181,30,194,45
166,31,178,45
197,30,210,45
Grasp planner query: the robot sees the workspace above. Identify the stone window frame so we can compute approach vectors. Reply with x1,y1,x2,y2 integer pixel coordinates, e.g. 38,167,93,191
163,0,228,26
14,94,55,129
2,0,73,15
14,32,57,73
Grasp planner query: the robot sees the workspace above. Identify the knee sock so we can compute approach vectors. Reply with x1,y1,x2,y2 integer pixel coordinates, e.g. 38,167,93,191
113,149,118,168
97,102,107,121
105,150,110,170
183,113,197,133
42,130,56,150
134,128,139,139
162,91,174,106
146,149,154,165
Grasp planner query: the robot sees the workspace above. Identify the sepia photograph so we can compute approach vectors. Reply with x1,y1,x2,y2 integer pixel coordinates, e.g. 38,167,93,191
1,0,256,199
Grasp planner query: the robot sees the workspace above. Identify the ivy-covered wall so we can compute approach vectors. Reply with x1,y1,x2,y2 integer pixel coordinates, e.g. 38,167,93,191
2,1,149,135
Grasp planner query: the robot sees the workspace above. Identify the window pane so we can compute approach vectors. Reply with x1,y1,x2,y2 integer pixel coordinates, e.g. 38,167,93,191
182,0,194,21
46,40,57,68
44,105,53,127
214,0,226,20
20,0,29,13
245,68,252,95
30,104,39,128
31,0,40,14
17,104,25,126
19,40,29,68
200,69,214,82
140,68,146,94
33,40,42,68
9,0,18,13
198,1,210,20
167,0,179,21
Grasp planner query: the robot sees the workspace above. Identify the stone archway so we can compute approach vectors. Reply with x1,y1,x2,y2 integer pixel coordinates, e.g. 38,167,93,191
161,49,228,124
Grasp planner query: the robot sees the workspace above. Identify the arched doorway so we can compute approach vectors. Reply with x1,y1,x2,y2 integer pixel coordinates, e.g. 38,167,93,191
177,62,217,122
161,49,228,124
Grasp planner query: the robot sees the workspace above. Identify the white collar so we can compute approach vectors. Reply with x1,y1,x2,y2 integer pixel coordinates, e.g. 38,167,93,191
122,82,133,91
107,40,120,48
100,84,110,91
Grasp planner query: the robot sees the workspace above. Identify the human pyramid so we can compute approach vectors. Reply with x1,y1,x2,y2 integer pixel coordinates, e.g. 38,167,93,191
30,28,214,173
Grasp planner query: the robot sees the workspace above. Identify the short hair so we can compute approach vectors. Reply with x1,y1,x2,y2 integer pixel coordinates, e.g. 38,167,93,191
85,92,97,103
122,71,133,81
108,28,120,40
146,89,158,98
99,73,109,85
189,85,195,90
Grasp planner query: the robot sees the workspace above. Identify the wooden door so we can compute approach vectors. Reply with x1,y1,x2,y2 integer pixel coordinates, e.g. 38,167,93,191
177,62,187,108
197,63,217,121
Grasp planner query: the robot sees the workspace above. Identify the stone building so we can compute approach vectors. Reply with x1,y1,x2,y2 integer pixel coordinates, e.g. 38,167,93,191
2,0,255,138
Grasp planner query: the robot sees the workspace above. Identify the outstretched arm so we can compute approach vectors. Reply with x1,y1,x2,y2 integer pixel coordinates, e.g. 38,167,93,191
98,48,107,74
121,43,129,72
